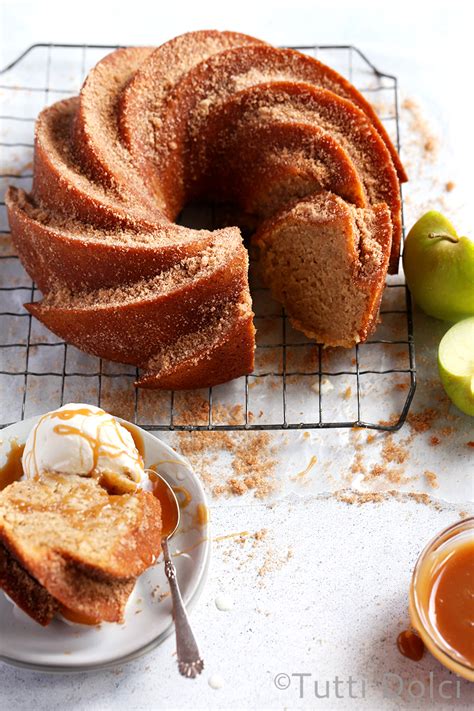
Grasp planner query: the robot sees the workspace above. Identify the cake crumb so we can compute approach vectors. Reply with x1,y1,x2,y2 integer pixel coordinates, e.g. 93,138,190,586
424,470,439,489
445,181,455,192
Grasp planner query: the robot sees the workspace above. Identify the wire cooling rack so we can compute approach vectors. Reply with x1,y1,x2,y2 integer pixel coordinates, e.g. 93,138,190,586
0,43,416,432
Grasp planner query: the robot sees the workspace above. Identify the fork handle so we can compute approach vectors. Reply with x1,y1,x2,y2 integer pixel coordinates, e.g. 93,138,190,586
161,536,204,678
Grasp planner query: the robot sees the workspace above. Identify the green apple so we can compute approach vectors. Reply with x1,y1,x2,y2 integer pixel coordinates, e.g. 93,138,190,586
403,212,474,321
438,317,474,416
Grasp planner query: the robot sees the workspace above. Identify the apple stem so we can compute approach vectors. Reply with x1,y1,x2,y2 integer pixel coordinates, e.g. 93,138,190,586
427,231,459,244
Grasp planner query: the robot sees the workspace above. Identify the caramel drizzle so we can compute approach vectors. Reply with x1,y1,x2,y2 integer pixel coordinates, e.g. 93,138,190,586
24,407,143,481
291,455,318,481
172,485,192,509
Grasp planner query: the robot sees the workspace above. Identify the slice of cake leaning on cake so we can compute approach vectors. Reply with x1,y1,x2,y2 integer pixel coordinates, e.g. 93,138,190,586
6,30,406,391
254,192,392,346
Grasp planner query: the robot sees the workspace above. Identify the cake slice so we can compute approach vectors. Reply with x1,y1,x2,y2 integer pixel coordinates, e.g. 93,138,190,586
254,191,392,347
6,186,237,292
196,82,402,273
119,30,267,208
138,292,255,389
27,234,249,365
196,120,367,218
0,474,162,625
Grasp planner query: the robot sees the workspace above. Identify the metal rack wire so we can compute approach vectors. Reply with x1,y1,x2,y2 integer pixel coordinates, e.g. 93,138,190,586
0,43,416,432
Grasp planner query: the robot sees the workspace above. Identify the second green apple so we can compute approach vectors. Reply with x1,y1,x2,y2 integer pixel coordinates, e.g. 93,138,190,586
403,212,474,322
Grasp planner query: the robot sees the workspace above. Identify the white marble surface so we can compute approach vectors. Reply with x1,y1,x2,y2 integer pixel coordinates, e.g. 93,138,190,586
0,1,473,709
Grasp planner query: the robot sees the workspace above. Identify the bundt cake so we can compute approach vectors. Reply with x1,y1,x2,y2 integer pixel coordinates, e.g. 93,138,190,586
6,30,406,390
254,191,392,346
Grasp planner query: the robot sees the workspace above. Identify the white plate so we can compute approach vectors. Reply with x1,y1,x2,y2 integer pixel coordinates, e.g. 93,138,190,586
0,415,210,672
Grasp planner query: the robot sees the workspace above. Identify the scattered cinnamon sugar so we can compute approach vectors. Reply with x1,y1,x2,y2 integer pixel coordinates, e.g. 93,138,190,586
335,490,385,505
439,427,455,438
252,528,268,542
335,489,445,510
424,471,439,489
406,492,442,510
351,450,367,476
429,436,440,447
401,98,439,160
254,347,283,373
363,463,411,486
381,435,408,465
137,388,169,423
0,233,15,257
258,547,293,578
173,392,210,426
176,430,278,499
378,414,399,427
286,345,317,373
227,478,247,495
407,408,439,433
212,403,245,426
100,378,135,421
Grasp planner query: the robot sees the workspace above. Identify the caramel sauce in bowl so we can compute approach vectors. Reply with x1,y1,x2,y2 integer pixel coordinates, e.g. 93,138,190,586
409,517,474,681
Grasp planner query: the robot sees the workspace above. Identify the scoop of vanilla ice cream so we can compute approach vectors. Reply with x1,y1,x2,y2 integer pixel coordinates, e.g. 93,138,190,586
22,403,146,493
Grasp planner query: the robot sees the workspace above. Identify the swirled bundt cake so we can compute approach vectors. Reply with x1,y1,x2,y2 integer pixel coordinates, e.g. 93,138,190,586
6,30,406,390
